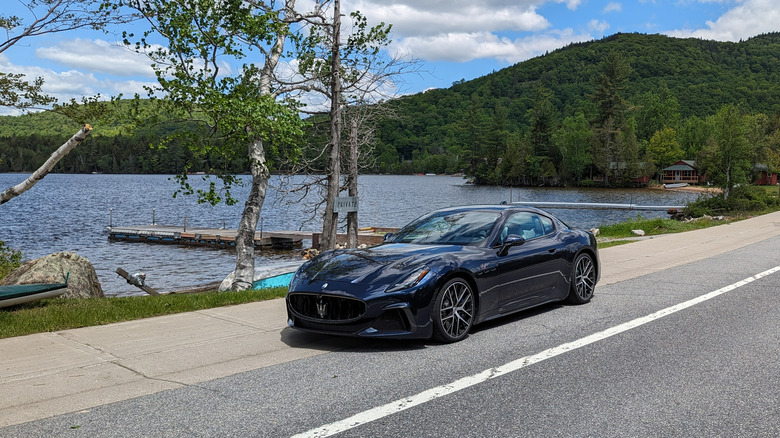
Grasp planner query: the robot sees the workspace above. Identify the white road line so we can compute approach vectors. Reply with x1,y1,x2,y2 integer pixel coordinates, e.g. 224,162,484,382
291,265,780,438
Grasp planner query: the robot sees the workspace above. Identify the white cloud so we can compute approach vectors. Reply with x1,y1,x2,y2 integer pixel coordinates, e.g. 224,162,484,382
36,38,159,77
0,53,158,108
604,2,622,13
393,29,594,64
343,0,597,64
345,0,552,36
665,0,780,41
588,20,610,34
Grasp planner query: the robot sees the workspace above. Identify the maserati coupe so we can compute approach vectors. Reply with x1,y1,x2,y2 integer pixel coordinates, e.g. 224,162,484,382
286,204,599,343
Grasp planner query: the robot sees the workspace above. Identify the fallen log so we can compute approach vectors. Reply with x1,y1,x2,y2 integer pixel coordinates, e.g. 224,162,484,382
116,268,160,296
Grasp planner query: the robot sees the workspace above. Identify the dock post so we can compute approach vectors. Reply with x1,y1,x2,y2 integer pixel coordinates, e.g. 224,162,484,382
152,209,156,225
109,208,113,228
260,217,264,238
184,216,187,232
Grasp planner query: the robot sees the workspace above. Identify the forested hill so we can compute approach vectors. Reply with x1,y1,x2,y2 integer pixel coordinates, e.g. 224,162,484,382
2,32,780,176
374,32,780,172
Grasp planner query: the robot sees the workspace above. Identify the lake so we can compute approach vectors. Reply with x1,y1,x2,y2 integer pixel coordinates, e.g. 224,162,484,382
0,173,701,296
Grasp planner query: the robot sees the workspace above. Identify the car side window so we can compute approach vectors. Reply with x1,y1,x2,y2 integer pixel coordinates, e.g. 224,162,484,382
539,215,555,235
498,212,557,245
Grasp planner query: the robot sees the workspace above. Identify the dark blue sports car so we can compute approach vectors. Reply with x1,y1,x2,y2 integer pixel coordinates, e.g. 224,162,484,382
286,205,599,343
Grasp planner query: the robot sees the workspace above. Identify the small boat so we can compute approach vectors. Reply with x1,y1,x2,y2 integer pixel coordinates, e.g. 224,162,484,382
252,271,295,289
0,274,69,308
251,261,304,290
663,183,689,189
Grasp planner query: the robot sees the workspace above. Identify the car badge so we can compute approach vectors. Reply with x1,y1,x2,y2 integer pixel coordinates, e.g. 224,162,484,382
321,283,328,290
316,296,328,319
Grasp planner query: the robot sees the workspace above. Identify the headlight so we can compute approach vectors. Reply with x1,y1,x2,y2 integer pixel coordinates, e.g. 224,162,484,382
386,266,431,293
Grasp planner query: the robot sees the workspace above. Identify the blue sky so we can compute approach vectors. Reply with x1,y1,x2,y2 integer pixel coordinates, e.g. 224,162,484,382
1,0,779,115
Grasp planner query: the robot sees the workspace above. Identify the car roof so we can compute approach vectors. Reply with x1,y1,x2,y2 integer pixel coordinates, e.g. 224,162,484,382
433,204,548,215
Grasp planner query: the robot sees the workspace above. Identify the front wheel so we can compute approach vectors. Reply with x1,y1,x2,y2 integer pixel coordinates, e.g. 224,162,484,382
432,278,475,343
567,253,596,304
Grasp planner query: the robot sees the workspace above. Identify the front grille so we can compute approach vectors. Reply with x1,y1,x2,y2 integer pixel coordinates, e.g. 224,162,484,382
288,293,365,321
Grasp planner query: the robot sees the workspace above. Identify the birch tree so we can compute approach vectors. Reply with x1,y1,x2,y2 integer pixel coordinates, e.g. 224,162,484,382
124,0,324,290
0,124,92,204
0,1,135,203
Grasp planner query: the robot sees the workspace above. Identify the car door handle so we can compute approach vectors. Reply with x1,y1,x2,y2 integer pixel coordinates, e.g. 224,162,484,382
548,248,557,253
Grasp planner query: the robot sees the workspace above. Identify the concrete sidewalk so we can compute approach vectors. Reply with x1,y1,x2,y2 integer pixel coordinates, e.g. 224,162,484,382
2,212,780,427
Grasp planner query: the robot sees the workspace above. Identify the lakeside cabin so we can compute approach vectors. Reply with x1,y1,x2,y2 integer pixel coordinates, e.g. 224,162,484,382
754,164,777,186
661,160,706,185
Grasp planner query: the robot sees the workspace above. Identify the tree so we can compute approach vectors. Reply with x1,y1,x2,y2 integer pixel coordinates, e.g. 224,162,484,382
125,0,319,290
1,0,136,111
279,1,397,250
647,127,684,174
699,105,754,199
634,84,681,143
0,1,135,204
1,124,93,204
591,51,632,185
553,113,592,183
528,85,558,163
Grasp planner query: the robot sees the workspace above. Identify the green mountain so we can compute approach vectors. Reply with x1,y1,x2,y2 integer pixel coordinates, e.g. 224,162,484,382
373,32,780,172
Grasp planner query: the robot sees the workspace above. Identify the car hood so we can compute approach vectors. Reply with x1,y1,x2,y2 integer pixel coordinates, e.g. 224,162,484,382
296,243,473,285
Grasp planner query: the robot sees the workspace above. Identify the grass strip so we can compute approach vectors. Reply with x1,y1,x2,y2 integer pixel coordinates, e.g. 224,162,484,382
0,287,287,339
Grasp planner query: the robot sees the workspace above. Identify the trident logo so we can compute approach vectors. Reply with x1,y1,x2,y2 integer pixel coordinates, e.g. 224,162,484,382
316,296,328,319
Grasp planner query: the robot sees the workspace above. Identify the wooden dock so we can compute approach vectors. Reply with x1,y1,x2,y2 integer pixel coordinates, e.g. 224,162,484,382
107,225,393,251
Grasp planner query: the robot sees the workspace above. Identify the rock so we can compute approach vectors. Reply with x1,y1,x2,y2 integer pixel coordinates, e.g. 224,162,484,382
302,248,320,260
1,251,104,299
631,229,646,236
589,228,600,237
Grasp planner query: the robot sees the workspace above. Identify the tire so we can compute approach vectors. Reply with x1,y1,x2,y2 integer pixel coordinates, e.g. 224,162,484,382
432,278,475,343
567,252,596,304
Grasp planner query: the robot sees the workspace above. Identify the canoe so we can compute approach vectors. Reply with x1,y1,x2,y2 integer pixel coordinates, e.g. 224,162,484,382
0,275,69,308
252,271,295,289
220,261,303,291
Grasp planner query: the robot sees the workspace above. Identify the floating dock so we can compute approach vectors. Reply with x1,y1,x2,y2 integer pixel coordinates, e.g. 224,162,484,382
107,225,393,251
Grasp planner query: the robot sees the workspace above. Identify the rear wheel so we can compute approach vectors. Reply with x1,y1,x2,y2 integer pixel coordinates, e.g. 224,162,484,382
432,278,475,343
567,253,596,304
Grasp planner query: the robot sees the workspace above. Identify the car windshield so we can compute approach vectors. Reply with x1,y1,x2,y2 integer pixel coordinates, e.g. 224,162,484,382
387,210,500,246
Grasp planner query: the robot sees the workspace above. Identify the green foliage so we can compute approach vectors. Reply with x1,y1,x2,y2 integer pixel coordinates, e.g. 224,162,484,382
120,0,310,205
373,32,780,184
0,240,22,281
698,105,755,198
684,185,780,217
647,127,684,171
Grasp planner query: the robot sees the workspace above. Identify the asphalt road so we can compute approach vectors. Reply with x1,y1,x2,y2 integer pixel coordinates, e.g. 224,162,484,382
3,236,779,437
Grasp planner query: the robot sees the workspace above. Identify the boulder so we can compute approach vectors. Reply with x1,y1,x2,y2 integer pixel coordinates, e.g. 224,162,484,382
631,229,646,236
1,251,104,299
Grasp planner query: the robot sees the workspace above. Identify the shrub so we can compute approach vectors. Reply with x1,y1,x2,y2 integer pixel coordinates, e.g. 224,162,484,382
0,240,22,281
684,185,780,217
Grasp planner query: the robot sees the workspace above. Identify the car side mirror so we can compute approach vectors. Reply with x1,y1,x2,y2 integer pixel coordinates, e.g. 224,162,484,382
383,232,394,242
498,234,525,256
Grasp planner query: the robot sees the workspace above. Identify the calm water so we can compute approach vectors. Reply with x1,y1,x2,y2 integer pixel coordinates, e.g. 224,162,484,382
0,174,701,296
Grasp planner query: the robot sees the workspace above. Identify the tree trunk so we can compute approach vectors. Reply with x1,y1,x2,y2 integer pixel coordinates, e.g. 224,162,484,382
320,0,342,251
347,117,359,248
231,137,270,290
1,124,92,205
